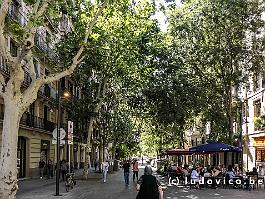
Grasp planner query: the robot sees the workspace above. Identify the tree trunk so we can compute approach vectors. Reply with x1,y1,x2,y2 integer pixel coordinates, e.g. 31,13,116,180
83,80,107,178
112,141,116,160
83,117,94,179
226,87,233,143
99,137,104,173
0,101,22,199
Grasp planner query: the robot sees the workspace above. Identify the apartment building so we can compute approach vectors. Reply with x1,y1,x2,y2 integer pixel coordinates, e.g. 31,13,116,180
242,74,265,171
0,1,84,178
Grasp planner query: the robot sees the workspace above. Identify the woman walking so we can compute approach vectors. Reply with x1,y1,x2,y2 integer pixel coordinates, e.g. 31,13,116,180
133,159,139,181
101,161,109,183
136,166,163,199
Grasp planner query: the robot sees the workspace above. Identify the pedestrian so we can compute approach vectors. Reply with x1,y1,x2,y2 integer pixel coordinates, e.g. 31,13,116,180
46,159,53,179
258,165,264,177
101,160,109,183
61,160,67,181
191,166,201,189
123,160,131,186
142,157,144,165
94,160,98,172
136,166,163,199
133,159,139,181
39,159,45,179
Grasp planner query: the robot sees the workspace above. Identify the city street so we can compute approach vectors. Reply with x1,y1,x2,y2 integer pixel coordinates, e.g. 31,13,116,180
17,166,265,199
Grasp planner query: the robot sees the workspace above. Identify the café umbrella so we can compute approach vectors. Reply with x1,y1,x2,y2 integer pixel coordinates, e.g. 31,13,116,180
189,142,241,153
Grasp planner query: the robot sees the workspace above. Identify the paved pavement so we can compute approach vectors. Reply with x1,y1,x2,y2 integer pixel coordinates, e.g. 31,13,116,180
17,165,265,199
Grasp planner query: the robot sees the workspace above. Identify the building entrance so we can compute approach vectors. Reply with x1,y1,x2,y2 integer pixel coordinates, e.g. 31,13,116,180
17,136,26,178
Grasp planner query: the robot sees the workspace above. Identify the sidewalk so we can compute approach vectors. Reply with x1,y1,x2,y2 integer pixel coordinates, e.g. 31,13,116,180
17,165,265,199
17,168,103,198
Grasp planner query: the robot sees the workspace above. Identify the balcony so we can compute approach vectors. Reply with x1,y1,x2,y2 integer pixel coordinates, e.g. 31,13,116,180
8,4,28,26
23,71,32,86
35,32,59,63
19,113,56,132
254,116,265,132
44,120,56,132
0,55,10,75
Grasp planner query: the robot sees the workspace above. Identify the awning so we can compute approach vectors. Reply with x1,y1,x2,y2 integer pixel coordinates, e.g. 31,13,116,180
166,148,193,155
189,142,241,154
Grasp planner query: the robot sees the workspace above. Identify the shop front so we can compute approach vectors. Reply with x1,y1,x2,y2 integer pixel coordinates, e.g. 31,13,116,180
253,136,265,167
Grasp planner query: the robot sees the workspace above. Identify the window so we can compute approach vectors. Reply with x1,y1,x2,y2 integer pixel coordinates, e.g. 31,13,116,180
68,82,73,94
253,74,261,91
10,39,17,57
254,100,261,117
0,55,6,68
61,77,65,89
9,1,20,22
46,31,51,47
33,59,39,78
256,149,265,163
243,103,249,118
45,68,49,76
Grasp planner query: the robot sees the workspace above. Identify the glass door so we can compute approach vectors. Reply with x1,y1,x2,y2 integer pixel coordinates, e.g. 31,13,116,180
17,137,26,178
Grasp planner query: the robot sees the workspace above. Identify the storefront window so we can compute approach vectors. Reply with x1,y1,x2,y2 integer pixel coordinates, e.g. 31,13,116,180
256,150,262,161
256,149,265,164
262,150,265,162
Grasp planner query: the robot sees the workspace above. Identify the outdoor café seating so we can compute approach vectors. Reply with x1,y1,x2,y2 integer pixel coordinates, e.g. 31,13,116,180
163,142,265,191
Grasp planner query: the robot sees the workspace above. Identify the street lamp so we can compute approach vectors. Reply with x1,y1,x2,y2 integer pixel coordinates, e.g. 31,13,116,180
55,80,70,196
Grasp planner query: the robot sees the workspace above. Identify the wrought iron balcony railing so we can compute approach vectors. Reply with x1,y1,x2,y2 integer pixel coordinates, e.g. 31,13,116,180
8,4,28,26
35,31,59,63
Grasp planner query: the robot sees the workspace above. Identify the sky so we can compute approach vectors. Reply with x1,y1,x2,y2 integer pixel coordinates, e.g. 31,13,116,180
152,0,182,32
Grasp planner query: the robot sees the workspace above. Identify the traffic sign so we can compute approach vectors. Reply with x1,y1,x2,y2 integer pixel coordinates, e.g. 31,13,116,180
52,128,66,140
52,139,65,145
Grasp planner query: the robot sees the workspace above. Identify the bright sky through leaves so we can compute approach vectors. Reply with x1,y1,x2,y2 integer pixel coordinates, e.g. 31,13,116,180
152,0,182,32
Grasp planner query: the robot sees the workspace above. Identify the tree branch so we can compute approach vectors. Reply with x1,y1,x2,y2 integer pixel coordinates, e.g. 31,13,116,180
21,0,109,109
71,0,109,66
83,0,109,44
25,51,36,83
32,0,42,16
43,55,85,84
15,0,50,66
21,78,42,110
0,0,11,26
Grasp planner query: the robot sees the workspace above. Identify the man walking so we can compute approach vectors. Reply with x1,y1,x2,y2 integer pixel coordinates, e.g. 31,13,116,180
133,159,139,181
123,160,130,186
101,161,109,183
39,159,45,179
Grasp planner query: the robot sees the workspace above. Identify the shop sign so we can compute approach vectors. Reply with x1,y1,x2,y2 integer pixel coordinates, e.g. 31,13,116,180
253,137,265,146
68,121,74,145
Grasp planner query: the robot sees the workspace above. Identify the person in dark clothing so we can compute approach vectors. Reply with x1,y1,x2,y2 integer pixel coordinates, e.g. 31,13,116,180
136,166,163,199
46,159,53,179
245,167,258,190
39,159,45,179
61,160,67,181
123,160,131,186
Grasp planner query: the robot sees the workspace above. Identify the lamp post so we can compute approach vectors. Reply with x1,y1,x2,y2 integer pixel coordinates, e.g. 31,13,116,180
55,81,70,196
55,79,61,196
238,100,244,170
